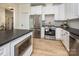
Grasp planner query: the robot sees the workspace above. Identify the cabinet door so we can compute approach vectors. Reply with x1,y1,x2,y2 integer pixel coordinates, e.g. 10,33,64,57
61,30,65,45
55,4,65,20
41,27,45,38
0,43,11,56
62,30,70,51
64,31,69,51
31,6,42,15
0,47,5,56
73,3,78,18
56,28,62,40
65,4,73,19
58,4,65,20
42,6,54,14
65,3,79,19
54,5,59,20
77,3,79,17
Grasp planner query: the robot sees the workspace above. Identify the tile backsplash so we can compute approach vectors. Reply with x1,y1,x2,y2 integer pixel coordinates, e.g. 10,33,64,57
68,20,79,29
55,19,79,29
55,21,65,26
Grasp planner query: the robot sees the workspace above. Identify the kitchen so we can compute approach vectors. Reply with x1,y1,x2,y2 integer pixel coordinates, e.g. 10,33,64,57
0,3,79,56
30,3,79,56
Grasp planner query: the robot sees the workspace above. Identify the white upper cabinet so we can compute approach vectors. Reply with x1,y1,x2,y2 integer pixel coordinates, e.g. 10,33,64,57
65,3,79,19
42,4,54,14
65,4,72,19
55,3,79,20
18,4,30,13
78,4,79,17
54,5,59,20
31,6,42,15
58,4,65,20
73,4,79,18
30,3,79,20
54,4,65,20
42,6,54,14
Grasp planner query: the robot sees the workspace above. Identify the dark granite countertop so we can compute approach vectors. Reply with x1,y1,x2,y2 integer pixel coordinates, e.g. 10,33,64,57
64,28,79,36
62,28,79,40
55,26,79,39
0,29,32,46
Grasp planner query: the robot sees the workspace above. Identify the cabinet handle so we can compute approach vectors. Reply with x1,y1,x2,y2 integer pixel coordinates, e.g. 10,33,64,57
63,33,65,35
65,32,68,34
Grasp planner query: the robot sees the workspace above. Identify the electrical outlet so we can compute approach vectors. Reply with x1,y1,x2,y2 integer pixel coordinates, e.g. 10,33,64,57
21,24,24,27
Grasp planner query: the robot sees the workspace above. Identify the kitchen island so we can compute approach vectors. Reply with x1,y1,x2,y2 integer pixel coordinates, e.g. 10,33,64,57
0,29,33,56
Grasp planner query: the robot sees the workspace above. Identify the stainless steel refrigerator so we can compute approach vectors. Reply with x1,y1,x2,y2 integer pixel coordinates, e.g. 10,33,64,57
30,15,41,38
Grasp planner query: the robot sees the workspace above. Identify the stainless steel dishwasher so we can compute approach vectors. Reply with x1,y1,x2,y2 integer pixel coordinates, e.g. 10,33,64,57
69,34,79,56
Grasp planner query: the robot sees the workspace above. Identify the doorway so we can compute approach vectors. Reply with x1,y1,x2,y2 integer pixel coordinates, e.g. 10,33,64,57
5,9,13,30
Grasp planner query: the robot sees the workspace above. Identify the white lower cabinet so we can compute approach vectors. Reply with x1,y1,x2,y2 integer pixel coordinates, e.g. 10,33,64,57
0,32,33,56
62,30,70,51
56,28,70,51
41,27,45,38
0,43,11,56
56,28,62,40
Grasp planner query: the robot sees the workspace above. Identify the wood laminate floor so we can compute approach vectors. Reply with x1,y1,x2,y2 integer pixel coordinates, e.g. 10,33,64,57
32,38,69,56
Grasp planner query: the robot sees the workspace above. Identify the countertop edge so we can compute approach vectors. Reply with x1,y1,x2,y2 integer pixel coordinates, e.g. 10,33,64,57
0,30,33,46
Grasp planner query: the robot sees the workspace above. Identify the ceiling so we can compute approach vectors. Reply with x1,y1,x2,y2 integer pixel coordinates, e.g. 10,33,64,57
31,3,62,6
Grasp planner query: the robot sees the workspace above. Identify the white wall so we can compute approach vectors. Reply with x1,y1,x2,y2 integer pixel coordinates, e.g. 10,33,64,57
0,4,17,30
0,4,31,30
14,4,31,29
29,16,34,29
0,8,5,27
13,5,20,29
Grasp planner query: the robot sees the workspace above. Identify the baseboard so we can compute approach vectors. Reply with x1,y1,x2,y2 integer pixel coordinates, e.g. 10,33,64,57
60,40,69,56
